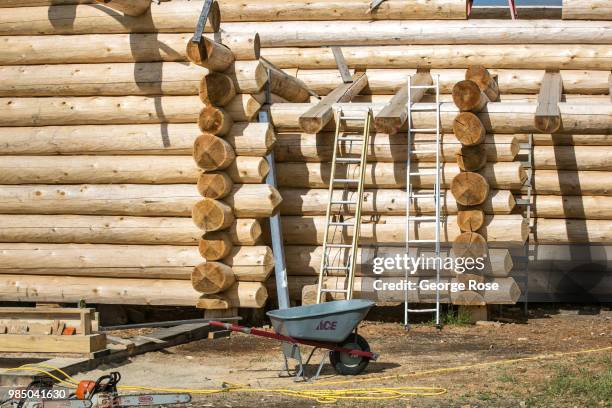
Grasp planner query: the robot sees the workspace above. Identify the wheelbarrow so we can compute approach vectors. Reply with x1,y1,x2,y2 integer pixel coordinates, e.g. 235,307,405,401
209,299,377,381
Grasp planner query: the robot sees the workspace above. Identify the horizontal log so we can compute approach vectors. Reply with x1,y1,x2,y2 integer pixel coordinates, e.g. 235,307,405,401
516,134,612,146
192,262,235,294
0,0,95,6
470,5,561,19
226,156,270,183
279,188,516,215
218,0,466,21
196,282,267,309
274,133,518,162
0,184,199,216
0,1,219,35
223,184,283,218
0,156,202,184
349,94,609,104
0,214,199,245
225,20,612,46
533,146,612,171
290,69,611,95
530,244,612,263
275,162,526,190
562,0,612,20
0,33,256,66
0,274,201,306
533,170,612,196
222,246,275,281
270,102,612,134
0,96,200,126
224,122,276,157
534,218,612,244
261,45,612,70
0,63,206,97
0,124,199,155
0,243,199,279
322,276,520,304
186,37,235,72
0,215,260,245
197,172,233,199
192,134,235,171
279,215,528,246
284,246,514,277
525,195,612,220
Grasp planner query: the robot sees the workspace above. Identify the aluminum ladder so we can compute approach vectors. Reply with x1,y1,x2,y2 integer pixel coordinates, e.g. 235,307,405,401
404,75,443,328
316,107,373,304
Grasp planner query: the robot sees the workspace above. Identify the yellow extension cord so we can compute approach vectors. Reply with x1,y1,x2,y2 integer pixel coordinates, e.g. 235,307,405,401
3,345,611,404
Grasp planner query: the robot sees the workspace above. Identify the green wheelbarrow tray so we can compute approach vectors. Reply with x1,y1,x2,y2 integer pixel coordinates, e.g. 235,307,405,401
266,299,375,343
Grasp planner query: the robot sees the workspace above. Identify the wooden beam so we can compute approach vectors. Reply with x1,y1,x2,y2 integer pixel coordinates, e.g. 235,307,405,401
94,0,151,16
0,333,106,353
298,72,368,133
535,71,563,133
374,71,432,135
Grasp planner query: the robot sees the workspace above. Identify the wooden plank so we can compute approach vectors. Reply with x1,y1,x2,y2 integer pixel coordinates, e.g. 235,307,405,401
374,71,433,134
535,71,563,133
298,72,368,133
0,334,106,353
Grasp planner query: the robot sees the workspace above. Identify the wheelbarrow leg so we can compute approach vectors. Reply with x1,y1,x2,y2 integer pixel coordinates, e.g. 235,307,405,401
280,342,307,382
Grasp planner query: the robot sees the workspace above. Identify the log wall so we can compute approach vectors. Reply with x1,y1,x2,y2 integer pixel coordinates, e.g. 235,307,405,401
0,0,609,311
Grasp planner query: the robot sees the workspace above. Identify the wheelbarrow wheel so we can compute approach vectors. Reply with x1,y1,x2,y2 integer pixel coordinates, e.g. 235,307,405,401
329,333,370,375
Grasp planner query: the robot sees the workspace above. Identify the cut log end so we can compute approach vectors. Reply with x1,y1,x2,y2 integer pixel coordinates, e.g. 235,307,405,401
198,106,233,136
193,133,236,171
298,117,323,134
450,172,490,206
186,37,235,72
192,262,236,294
197,172,234,199
199,232,233,261
457,209,485,232
199,73,236,107
465,65,500,102
192,198,235,232
452,232,488,259
452,80,488,112
455,144,488,172
374,117,401,135
452,112,486,146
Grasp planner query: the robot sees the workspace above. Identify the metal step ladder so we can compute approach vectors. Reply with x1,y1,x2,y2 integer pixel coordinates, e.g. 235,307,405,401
316,107,373,304
404,74,443,328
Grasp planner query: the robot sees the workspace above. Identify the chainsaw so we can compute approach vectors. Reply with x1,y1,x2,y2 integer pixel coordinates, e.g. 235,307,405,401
2,372,191,408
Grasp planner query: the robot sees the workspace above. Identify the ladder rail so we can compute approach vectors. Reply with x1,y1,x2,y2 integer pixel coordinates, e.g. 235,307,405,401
316,110,345,304
404,74,442,328
347,109,372,299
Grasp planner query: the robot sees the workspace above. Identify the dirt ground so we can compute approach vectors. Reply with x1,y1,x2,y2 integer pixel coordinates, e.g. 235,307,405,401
77,307,612,407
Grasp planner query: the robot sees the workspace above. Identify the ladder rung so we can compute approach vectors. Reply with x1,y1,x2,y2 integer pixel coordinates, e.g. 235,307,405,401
407,216,437,221
333,178,359,183
407,239,437,243
335,157,362,163
409,107,437,112
324,266,350,270
329,221,355,226
408,172,436,176
331,200,356,205
410,150,438,154
320,289,350,293
326,244,353,248
410,128,437,132
410,193,436,198
406,309,437,313
338,137,363,142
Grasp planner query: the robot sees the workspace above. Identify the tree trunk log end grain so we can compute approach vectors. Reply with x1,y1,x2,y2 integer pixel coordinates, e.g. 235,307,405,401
465,65,500,102
298,117,324,134
374,116,401,135
186,38,235,72
199,72,236,107
456,144,488,172
452,80,488,112
199,232,233,261
450,172,490,206
452,112,486,146
192,198,235,232
197,172,234,199
198,106,234,136
192,133,235,171
457,209,485,232
192,262,236,294
452,232,488,259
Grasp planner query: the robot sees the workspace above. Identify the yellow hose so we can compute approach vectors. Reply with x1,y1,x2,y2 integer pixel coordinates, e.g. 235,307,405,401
3,345,610,404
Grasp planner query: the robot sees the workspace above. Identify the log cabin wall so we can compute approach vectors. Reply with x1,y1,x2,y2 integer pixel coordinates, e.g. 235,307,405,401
0,0,610,310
